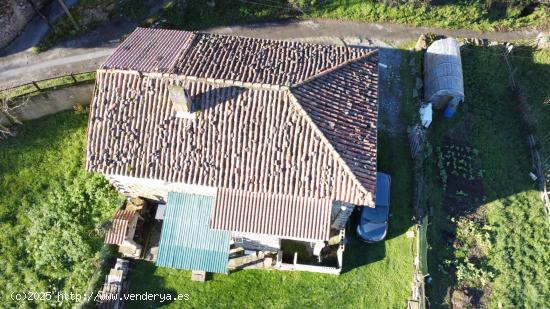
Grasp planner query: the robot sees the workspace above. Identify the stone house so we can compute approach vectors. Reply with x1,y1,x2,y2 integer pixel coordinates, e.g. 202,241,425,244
87,27,379,274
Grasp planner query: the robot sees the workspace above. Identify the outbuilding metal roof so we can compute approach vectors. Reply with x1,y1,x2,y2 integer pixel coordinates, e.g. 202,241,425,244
156,192,230,274
212,188,332,241
101,28,195,73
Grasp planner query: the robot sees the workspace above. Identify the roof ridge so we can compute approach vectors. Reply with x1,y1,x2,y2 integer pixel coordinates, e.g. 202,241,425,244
290,49,378,89
197,31,371,53
286,90,371,203
97,68,290,91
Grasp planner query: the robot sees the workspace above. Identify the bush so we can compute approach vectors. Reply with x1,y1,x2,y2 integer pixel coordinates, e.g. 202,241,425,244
25,172,122,306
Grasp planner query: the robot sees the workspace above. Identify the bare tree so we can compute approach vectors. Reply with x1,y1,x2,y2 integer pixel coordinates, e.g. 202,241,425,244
0,96,28,139
57,0,80,31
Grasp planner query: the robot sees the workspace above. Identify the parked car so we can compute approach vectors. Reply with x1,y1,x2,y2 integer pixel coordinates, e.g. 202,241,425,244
356,172,391,243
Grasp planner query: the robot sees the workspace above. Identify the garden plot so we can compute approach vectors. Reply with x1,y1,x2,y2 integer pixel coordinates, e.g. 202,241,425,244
437,138,485,216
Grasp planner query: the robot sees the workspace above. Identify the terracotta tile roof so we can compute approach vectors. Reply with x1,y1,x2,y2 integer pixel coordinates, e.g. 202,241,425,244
88,28,379,239
87,71,373,205
291,56,379,194
101,28,196,73
212,188,332,241
105,210,134,245
100,28,373,85
173,32,372,85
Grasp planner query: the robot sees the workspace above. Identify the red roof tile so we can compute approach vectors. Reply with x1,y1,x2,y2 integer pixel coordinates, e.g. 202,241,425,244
88,28,379,239
101,28,196,73
174,32,372,85
291,56,379,194
105,210,134,245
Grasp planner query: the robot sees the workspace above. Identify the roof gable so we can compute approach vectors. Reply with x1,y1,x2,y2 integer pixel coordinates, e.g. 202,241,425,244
87,71,372,205
290,55,379,194
88,28,379,207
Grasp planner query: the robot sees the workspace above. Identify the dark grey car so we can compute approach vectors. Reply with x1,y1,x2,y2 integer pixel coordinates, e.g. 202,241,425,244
356,172,391,243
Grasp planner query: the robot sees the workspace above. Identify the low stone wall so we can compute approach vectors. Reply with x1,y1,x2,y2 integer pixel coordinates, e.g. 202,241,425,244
0,83,94,126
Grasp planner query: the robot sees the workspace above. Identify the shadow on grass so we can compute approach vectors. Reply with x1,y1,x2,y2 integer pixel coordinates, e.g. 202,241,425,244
342,130,415,272
341,212,386,273
126,260,179,308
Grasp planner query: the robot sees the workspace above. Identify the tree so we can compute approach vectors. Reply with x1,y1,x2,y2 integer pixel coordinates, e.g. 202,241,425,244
25,172,122,296
0,96,27,139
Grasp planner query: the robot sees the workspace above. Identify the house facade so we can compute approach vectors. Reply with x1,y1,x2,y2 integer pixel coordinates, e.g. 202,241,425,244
87,28,379,274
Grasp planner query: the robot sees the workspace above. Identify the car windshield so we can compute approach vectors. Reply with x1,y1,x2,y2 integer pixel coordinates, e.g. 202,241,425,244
360,205,388,223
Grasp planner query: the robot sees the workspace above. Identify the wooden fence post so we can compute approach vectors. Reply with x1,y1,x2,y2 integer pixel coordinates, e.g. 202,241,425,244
32,81,41,91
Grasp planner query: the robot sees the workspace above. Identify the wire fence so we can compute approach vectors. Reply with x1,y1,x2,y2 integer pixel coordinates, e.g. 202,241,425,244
0,71,96,100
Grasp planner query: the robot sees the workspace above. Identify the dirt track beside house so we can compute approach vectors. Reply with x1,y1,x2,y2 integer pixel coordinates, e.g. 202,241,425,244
0,18,543,90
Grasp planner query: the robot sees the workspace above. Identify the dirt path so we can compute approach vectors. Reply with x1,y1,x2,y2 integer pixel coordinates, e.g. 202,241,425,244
207,19,541,42
0,18,543,89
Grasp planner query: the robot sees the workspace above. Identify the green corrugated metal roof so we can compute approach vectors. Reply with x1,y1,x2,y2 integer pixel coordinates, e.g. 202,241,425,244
156,192,230,274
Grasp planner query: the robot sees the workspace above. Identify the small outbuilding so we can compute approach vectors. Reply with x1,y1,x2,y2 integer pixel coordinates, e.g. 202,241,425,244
424,38,464,117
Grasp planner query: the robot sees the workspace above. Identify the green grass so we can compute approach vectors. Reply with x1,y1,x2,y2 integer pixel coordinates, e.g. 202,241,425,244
127,131,415,308
153,0,296,30
37,1,549,52
0,110,120,308
156,1,549,31
425,45,550,307
0,72,96,99
155,0,549,31
303,0,549,31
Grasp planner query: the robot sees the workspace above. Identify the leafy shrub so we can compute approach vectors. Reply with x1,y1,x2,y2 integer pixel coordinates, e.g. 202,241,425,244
450,218,494,287
455,260,494,288
25,172,122,305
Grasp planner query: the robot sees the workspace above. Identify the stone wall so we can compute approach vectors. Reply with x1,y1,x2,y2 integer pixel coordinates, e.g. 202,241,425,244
0,82,94,126
0,0,48,49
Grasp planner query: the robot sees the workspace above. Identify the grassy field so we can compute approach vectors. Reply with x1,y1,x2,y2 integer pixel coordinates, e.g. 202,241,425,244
303,0,549,31
0,110,121,308
127,131,415,308
36,0,549,52
425,45,550,307
159,0,549,31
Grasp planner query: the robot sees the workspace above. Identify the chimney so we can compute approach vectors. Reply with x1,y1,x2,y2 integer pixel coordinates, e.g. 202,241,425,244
168,85,194,118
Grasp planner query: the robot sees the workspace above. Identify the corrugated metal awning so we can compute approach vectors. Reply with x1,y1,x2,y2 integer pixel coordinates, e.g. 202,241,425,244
211,188,333,241
156,192,231,274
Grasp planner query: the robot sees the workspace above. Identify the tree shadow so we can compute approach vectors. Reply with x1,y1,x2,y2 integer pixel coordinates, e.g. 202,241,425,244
342,129,415,272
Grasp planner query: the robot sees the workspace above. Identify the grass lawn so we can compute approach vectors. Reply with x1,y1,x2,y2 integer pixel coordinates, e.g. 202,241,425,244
0,110,121,308
159,0,548,31
36,0,549,52
127,132,415,308
303,0,549,31
425,45,550,307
